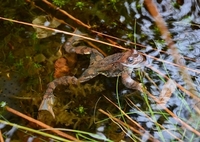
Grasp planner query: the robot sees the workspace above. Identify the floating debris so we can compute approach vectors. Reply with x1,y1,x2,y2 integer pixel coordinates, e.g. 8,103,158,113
32,15,61,38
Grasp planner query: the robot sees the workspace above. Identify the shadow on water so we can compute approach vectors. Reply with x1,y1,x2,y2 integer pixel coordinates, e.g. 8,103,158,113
0,0,200,141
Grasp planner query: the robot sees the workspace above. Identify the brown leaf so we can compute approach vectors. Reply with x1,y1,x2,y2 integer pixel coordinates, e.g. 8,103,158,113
158,79,177,107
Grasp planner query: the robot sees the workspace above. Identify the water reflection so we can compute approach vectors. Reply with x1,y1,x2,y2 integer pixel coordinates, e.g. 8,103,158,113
122,0,200,141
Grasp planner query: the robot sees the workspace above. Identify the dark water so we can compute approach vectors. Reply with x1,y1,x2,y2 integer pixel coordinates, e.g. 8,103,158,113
0,0,200,141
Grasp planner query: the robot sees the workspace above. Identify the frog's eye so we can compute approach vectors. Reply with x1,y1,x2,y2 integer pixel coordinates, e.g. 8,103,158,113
127,57,134,63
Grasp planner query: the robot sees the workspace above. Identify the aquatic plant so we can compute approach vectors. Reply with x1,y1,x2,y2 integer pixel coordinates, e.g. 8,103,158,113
108,0,119,11
52,0,69,7
74,2,85,10
62,80,104,97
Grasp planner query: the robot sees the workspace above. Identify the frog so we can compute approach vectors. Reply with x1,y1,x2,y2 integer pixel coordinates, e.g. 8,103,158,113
39,29,146,118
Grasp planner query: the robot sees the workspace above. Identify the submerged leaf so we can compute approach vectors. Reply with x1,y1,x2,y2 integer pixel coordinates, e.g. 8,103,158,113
32,15,61,38
158,79,176,108
33,53,46,63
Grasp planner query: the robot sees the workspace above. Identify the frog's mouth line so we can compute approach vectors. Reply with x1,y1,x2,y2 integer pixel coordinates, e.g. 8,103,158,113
121,62,142,69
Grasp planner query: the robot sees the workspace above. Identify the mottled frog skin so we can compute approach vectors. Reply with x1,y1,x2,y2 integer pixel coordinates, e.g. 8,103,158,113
39,29,146,117
64,30,146,87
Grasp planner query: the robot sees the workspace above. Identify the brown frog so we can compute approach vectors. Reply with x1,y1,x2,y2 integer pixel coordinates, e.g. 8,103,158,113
39,29,146,117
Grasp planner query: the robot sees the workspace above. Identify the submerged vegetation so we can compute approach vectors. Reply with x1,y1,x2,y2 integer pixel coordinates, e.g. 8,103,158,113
52,0,69,7
0,0,200,141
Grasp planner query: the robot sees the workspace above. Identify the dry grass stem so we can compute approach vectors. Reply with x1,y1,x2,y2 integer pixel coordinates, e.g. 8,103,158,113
148,65,200,103
102,96,159,141
125,98,183,142
0,130,4,142
143,53,200,74
0,17,128,51
5,106,79,141
98,109,158,142
144,0,199,104
42,0,90,29
145,91,200,136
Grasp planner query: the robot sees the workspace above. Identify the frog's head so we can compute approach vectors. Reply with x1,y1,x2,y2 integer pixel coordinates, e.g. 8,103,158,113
121,49,145,70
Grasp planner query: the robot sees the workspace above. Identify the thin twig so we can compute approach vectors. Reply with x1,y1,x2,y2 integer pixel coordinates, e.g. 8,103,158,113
27,0,149,51
1,16,198,72
144,90,200,136
0,16,127,51
84,40,107,57
125,98,183,142
103,96,146,132
148,65,200,103
143,53,200,74
144,0,199,102
0,130,4,142
108,113,141,141
42,0,91,29
5,106,80,141
98,109,158,142
102,96,158,141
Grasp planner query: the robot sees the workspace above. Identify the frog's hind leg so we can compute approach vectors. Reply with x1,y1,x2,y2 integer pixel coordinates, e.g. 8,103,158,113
63,29,87,53
39,76,78,118
66,45,104,64
72,46,104,83
64,43,104,81
63,29,104,61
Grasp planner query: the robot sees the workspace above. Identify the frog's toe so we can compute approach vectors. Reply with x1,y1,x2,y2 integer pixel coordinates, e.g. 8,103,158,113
138,83,147,92
39,95,55,118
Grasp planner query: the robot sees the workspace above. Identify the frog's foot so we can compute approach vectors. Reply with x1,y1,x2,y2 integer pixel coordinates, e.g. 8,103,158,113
121,71,142,90
138,83,147,92
39,76,78,118
63,29,104,62
71,46,104,65
39,94,55,118
65,45,104,60
63,29,87,53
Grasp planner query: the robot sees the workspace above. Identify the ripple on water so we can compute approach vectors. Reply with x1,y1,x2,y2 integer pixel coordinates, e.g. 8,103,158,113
123,0,200,141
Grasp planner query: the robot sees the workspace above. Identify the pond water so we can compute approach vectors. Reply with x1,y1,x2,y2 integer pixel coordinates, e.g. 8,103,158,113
0,0,200,141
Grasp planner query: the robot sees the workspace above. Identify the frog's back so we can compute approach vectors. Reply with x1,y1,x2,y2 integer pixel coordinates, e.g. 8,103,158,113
91,52,125,77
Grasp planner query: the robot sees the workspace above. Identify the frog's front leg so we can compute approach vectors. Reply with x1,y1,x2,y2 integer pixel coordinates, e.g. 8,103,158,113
121,71,143,92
